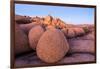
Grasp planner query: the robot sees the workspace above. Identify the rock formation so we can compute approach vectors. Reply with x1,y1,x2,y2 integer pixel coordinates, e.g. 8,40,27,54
14,14,95,67
36,29,69,63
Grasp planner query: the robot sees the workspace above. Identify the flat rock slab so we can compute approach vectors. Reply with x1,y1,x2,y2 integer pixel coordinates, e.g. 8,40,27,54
68,39,95,54
15,52,95,67
67,31,95,54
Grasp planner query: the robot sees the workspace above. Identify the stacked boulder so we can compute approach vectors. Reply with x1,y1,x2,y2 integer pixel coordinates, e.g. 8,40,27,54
15,15,95,64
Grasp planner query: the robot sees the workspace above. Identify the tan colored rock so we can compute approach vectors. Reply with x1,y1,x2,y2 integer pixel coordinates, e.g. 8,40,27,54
78,24,94,32
28,25,44,50
43,15,53,26
62,27,86,38
46,25,56,30
51,19,58,27
62,28,75,38
36,29,69,63
61,28,68,36
73,27,85,36
67,28,75,38
15,23,32,55
31,16,43,25
56,22,60,28
59,23,66,29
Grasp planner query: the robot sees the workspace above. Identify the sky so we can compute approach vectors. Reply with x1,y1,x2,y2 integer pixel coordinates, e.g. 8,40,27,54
15,4,95,24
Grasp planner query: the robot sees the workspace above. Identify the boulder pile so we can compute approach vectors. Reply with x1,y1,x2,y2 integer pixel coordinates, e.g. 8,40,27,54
14,15,95,67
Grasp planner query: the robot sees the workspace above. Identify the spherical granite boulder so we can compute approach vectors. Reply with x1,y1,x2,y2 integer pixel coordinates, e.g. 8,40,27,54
36,29,69,63
28,25,45,50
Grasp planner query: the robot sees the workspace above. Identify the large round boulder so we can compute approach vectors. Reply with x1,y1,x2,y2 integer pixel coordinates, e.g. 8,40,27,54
36,29,69,63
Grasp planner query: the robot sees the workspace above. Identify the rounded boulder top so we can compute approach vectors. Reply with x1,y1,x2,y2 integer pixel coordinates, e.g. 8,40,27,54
28,25,45,50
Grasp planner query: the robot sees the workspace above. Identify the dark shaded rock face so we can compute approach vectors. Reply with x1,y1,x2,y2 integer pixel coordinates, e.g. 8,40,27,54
19,22,36,34
15,15,32,24
14,15,95,67
15,23,32,55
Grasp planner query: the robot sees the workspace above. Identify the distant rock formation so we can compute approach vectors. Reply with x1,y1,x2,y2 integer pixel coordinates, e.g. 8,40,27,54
15,15,32,24
15,15,94,38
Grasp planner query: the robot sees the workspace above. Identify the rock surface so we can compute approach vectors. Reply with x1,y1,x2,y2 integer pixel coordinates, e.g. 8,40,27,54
68,39,95,54
36,29,69,63
19,22,36,34
15,23,32,55
28,25,45,50
15,15,32,24
15,52,95,67
14,15,95,67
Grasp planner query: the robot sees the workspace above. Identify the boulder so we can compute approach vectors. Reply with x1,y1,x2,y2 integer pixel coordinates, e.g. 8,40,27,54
28,25,45,50
15,23,32,55
36,29,69,63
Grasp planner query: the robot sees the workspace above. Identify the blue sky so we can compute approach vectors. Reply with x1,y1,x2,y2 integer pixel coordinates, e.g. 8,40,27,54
15,4,95,24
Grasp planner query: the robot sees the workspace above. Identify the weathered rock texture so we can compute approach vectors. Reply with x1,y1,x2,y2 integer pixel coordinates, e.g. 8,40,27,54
15,23,32,55
14,15,95,67
68,39,95,54
28,25,45,50
15,52,95,67
36,29,69,63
